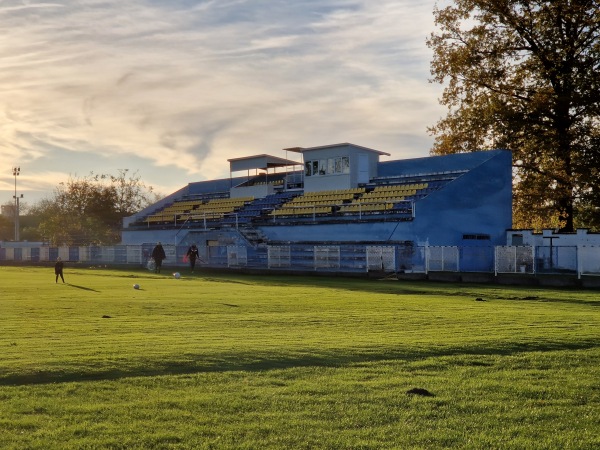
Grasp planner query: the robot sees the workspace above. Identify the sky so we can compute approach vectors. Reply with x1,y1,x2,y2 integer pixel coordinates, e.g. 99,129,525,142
0,0,446,207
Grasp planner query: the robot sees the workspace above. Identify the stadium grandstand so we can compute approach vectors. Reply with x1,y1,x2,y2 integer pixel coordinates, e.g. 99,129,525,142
116,144,513,272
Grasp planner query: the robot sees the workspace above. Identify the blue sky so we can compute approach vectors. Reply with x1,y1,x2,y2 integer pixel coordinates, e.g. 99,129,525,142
1,0,445,206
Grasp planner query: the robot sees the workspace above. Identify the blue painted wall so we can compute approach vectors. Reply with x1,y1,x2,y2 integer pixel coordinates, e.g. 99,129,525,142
258,150,512,246
398,150,512,245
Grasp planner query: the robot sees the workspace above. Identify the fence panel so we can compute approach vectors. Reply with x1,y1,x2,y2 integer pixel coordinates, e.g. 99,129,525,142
366,246,396,271
290,245,315,270
228,246,248,267
208,245,228,267
339,246,367,272
4,247,14,261
246,247,268,268
427,246,459,272
78,246,90,262
495,246,534,273
460,246,494,272
126,245,143,264
58,247,70,261
397,244,421,273
30,247,40,262
268,246,291,268
314,246,340,269
20,248,30,261
95,246,114,263
535,246,577,274
578,246,600,275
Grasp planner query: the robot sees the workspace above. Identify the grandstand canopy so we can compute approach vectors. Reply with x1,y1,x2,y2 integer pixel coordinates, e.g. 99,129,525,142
284,143,391,157
228,154,301,173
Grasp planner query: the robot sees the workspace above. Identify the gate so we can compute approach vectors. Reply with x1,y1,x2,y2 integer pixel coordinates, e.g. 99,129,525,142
366,246,396,272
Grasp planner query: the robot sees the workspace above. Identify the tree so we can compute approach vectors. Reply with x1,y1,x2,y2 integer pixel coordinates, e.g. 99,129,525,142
30,171,158,246
0,214,14,241
427,0,600,231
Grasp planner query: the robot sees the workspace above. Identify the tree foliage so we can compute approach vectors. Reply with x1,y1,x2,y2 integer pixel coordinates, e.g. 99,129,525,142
0,214,14,241
427,0,600,231
31,170,157,246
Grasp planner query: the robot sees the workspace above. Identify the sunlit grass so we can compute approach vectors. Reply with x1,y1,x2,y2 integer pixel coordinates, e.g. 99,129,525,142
1,266,599,449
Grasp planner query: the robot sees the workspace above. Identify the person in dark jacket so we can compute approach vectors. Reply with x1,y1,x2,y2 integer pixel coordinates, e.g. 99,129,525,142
186,243,200,272
55,257,65,283
151,242,166,273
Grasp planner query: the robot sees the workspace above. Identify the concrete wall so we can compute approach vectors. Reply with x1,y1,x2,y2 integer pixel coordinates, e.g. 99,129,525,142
507,228,600,247
406,150,513,246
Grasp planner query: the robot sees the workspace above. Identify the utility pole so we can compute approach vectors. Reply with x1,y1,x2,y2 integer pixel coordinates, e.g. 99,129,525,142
12,167,23,242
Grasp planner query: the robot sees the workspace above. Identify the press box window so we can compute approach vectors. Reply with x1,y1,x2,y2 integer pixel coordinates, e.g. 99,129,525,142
305,156,350,177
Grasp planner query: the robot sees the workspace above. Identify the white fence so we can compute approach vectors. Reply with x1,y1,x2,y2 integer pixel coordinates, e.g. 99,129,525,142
2,244,599,277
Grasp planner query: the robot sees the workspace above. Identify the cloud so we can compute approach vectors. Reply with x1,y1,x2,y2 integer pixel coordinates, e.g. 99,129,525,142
0,0,443,202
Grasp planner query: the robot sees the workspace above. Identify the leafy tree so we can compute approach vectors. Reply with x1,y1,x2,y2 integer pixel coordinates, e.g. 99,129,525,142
427,0,600,231
0,201,31,241
0,214,14,241
30,170,157,246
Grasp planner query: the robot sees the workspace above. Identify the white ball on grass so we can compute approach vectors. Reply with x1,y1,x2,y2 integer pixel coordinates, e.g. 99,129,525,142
173,272,181,279
133,284,140,289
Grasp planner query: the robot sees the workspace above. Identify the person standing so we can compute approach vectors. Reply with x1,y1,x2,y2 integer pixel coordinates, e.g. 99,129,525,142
186,243,200,272
55,257,65,283
151,242,166,273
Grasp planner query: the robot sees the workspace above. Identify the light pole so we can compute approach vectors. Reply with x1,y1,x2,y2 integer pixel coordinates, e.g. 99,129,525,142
12,167,23,242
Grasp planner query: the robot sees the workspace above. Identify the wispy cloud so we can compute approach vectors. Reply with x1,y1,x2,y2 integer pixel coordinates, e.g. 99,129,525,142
0,0,443,202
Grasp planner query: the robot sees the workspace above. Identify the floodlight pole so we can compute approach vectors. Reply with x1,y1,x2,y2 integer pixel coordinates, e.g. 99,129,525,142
12,167,22,242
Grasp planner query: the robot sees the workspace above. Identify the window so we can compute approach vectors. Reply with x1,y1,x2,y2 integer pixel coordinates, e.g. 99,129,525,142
327,159,335,174
305,161,312,176
342,156,350,174
319,160,327,175
305,156,351,176
511,234,524,245
462,234,491,240
334,157,342,173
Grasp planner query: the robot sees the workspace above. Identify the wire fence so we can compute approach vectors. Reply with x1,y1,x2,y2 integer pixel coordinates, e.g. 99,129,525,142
2,243,599,278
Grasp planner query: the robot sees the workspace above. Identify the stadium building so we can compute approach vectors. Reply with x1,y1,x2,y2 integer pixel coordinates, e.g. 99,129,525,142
121,143,512,273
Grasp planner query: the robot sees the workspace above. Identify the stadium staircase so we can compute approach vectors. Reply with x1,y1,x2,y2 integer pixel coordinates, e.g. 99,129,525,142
238,227,269,248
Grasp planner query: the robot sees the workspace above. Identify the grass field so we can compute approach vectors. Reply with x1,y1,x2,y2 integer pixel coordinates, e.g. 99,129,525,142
1,265,599,449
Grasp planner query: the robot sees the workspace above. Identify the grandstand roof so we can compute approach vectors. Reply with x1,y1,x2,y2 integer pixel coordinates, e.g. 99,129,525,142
284,142,391,156
228,154,301,172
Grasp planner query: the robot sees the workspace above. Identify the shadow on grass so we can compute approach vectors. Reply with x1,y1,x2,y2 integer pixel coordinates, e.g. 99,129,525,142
67,283,100,293
1,340,598,387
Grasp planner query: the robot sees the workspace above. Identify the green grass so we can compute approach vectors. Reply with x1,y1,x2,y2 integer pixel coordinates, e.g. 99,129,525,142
1,266,599,449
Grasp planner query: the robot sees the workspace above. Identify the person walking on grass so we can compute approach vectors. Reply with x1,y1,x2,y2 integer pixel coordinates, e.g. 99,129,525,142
151,242,166,273
186,243,200,272
55,257,65,283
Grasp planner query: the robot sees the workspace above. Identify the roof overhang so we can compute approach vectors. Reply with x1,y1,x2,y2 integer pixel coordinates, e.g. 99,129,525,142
283,143,391,157
228,154,301,172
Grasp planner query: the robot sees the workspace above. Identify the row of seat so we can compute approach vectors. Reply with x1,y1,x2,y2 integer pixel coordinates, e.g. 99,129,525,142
353,197,406,204
301,188,365,197
271,206,332,216
339,203,394,213
145,197,254,223
287,193,355,203
372,183,428,192
286,200,344,207
278,188,363,212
